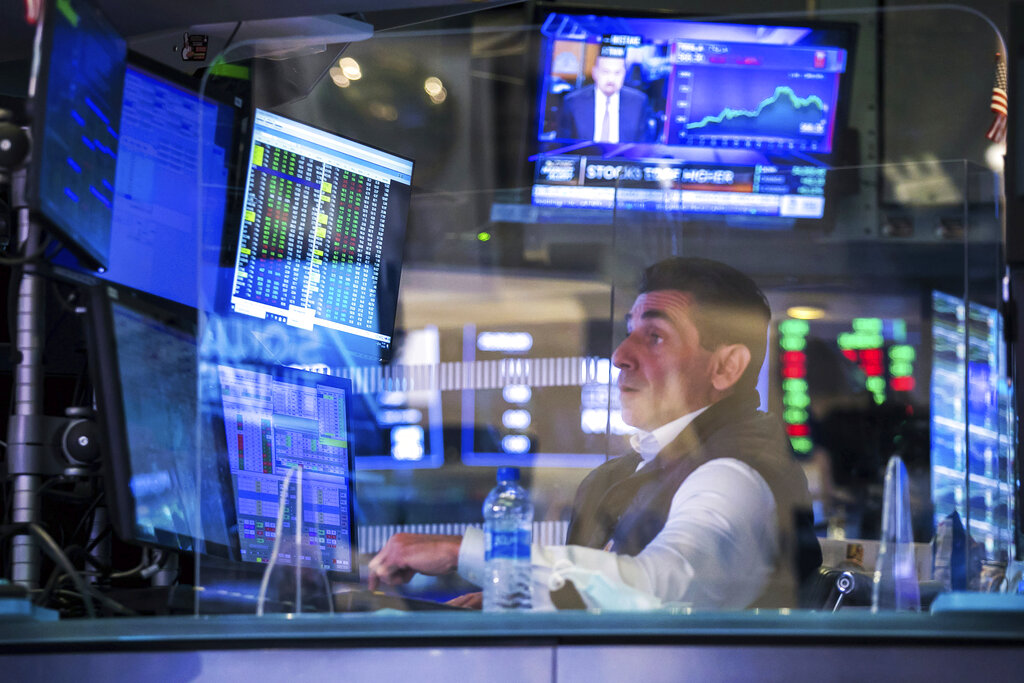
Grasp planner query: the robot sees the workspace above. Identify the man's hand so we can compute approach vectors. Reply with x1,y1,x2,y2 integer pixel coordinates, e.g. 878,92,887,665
367,533,462,591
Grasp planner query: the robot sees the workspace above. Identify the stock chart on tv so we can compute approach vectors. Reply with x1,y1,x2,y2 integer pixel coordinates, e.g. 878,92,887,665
528,11,850,222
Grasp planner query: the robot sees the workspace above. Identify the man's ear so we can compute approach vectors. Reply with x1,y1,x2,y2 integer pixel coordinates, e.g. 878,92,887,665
710,343,751,392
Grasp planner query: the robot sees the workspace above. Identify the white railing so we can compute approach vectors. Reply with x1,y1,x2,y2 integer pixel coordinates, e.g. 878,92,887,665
357,520,570,554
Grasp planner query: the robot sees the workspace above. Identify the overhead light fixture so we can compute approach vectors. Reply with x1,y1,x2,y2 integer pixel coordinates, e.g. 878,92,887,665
339,57,362,80
424,77,443,96
424,77,447,104
329,67,350,88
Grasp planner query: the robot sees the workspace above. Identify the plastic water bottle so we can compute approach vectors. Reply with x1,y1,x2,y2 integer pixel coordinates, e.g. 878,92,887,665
482,467,533,611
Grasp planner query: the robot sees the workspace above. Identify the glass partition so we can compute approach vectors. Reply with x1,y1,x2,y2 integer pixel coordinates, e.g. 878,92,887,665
133,2,1022,623
610,158,1009,609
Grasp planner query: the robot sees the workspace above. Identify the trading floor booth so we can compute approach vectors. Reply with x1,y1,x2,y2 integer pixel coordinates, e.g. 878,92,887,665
2,1,1024,679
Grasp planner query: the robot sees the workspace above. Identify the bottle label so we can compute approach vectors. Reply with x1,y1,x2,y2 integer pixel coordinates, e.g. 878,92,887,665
485,528,531,561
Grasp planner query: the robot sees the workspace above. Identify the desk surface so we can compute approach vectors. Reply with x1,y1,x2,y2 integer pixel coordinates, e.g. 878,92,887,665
3,602,1024,683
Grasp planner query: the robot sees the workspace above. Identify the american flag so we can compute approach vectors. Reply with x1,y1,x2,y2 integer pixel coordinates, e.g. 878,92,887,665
986,52,1008,143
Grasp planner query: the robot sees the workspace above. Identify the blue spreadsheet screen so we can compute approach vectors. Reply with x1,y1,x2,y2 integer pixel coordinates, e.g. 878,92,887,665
33,0,126,268
228,109,414,361
218,366,355,573
107,65,234,305
53,62,239,307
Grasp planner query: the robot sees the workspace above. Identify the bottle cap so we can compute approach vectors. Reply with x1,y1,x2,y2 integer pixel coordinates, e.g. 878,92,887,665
497,467,520,482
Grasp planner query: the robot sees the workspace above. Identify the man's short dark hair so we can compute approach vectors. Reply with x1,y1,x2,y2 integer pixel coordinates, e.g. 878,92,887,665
639,257,771,390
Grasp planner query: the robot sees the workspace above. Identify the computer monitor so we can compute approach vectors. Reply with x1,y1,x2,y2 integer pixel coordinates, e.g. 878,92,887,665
53,55,246,307
224,109,415,364
84,282,361,580
83,283,237,557
518,6,855,225
28,0,127,270
215,365,359,578
930,291,1015,561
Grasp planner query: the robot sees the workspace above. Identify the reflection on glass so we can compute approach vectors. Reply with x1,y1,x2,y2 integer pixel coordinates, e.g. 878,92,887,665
155,5,1014,623
930,292,1015,562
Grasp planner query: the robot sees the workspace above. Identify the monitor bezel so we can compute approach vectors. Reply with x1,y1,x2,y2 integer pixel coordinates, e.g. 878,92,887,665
84,282,362,583
81,281,239,560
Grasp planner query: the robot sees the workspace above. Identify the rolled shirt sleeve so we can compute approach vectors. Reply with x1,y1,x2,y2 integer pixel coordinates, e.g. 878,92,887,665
457,458,778,609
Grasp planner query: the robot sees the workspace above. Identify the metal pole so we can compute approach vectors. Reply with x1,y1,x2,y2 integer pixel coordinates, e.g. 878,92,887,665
5,166,47,588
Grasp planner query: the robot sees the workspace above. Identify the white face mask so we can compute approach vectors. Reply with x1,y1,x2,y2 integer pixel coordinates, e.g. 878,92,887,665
546,559,664,611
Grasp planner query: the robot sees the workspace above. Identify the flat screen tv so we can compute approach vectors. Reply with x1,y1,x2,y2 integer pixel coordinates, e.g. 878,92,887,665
511,6,856,226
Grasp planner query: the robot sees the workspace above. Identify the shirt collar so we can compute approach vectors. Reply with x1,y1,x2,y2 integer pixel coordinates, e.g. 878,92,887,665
629,406,710,464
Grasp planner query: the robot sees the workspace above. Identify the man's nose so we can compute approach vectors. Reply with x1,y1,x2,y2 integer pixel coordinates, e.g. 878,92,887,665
611,335,633,369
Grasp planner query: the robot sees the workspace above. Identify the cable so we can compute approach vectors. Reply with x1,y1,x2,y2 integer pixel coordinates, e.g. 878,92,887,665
296,464,302,614
82,524,112,556
34,474,78,497
51,588,135,617
140,548,171,580
29,530,94,617
256,465,300,616
49,280,79,314
36,544,108,604
370,0,526,34
110,547,151,580
36,560,65,608
0,234,54,266
222,21,243,51
69,490,105,543
0,245,50,266
11,524,136,617
8,523,96,618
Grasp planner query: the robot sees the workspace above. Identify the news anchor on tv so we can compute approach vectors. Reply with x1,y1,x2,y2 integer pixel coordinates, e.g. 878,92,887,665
556,54,652,144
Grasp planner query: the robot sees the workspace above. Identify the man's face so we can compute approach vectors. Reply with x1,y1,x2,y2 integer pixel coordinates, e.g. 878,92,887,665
612,290,718,431
592,57,626,97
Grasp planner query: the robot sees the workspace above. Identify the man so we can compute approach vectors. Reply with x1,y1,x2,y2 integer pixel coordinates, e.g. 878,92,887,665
369,258,820,609
556,55,651,144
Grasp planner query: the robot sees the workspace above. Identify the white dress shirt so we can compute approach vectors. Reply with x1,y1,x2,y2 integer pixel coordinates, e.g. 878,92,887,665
457,407,779,610
593,90,620,143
